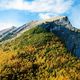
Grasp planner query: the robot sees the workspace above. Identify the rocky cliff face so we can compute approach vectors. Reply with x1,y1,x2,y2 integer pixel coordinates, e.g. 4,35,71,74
37,16,80,58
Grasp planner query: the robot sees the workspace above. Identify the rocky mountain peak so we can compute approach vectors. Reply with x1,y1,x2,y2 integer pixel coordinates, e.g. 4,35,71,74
36,16,78,32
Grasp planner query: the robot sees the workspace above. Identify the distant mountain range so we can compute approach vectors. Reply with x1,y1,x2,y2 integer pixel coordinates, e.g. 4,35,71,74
0,21,38,41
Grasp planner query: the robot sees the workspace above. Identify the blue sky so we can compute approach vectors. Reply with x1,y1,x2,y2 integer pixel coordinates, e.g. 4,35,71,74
0,0,80,30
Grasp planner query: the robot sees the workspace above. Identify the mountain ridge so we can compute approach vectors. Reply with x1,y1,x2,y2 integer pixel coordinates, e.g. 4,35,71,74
0,16,80,58
0,16,78,42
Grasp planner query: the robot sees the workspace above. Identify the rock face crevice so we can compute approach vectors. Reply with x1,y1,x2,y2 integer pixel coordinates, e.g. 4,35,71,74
38,16,80,58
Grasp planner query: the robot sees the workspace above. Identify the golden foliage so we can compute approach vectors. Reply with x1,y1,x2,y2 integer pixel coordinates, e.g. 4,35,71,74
0,27,80,80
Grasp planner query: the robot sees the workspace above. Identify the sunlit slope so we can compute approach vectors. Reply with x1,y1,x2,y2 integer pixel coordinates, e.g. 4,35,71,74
0,26,80,80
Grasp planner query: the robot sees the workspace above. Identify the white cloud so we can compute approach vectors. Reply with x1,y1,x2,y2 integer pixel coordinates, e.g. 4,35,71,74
0,0,73,14
0,0,74,20
39,13,51,19
39,13,58,19
0,22,19,30
0,23,14,30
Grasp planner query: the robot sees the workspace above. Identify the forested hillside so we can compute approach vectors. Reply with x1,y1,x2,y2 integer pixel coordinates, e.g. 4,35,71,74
0,26,80,80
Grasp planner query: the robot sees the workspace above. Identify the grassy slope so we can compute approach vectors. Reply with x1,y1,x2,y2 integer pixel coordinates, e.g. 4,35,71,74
0,26,80,80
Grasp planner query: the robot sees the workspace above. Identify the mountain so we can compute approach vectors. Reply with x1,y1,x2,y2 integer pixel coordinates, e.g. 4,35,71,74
0,16,80,58
0,25,80,80
0,16,80,80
